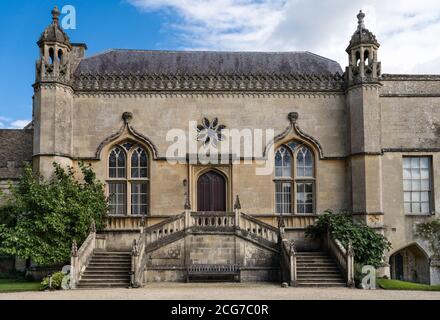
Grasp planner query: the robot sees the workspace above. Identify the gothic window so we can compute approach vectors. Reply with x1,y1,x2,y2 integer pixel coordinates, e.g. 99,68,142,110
108,143,149,216
403,157,432,214
274,143,315,215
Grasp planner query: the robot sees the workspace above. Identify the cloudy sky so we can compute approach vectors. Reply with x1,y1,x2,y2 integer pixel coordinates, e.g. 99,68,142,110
0,0,439,128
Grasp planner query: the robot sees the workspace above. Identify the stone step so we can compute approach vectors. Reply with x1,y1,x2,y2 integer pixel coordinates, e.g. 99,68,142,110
86,266,131,271
297,276,345,282
77,282,130,288
297,262,338,266
296,282,346,288
81,276,130,281
297,267,340,272
90,258,131,262
297,273,343,278
79,278,130,283
93,251,131,255
88,261,131,268
297,252,328,256
297,260,335,264
84,270,130,275
297,271,341,276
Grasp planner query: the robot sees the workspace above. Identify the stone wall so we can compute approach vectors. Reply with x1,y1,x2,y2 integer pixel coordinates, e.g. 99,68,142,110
143,233,279,283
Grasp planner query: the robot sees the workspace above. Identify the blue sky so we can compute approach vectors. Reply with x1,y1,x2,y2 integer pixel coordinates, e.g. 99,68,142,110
1,0,440,128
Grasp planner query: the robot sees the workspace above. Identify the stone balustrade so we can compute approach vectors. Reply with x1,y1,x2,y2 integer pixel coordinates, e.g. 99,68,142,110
191,212,235,229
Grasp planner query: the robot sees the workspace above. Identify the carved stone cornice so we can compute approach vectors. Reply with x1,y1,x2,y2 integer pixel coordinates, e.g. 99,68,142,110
381,74,440,81
71,72,345,93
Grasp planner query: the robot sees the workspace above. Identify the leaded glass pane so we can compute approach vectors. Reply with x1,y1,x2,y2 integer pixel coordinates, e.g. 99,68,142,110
131,147,148,178
403,157,431,214
296,147,313,177
296,182,313,214
109,147,126,178
274,147,292,178
275,182,292,214
108,182,126,215
131,182,148,215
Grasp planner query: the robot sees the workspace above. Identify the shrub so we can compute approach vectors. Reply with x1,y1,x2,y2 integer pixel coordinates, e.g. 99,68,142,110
306,210,392,268
0,162,108,265
40,272,68,291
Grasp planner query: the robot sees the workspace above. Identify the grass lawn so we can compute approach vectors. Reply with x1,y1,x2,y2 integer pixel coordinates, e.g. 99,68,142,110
0,279,41,293
377,278,440,291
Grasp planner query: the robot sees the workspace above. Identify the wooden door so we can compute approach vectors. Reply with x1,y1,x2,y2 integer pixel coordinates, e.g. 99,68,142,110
197,171,226,211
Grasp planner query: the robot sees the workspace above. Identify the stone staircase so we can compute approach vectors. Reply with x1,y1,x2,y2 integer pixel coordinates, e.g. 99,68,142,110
296,252,346,287
77,251,131,289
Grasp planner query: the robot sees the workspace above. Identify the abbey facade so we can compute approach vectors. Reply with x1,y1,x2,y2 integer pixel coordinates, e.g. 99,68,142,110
0,8,439,287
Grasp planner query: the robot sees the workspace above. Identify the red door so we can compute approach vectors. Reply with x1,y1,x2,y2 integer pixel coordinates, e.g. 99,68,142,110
197,171,226,211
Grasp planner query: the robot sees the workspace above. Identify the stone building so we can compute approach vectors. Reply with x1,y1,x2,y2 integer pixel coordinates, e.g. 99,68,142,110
0,8,439,287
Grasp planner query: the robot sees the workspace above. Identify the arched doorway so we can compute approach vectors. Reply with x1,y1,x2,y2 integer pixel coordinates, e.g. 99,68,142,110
390,244,430,284
197,171,226,211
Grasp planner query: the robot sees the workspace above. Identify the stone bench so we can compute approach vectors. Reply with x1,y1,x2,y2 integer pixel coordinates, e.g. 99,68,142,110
186,264,241,282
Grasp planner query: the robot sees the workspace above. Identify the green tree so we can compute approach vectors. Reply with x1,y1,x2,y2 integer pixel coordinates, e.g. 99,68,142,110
306,210,392,268
0,162,108,265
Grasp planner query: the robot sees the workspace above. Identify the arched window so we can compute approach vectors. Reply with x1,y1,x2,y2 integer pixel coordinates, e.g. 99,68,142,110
108,142,149,216
274,143,315,214
49,47,55,65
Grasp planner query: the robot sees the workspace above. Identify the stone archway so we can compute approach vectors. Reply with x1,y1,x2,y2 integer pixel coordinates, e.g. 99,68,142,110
389,243,431,284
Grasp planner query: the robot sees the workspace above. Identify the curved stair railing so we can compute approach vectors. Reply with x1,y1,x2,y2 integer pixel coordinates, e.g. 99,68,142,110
144,212,186,245
239,212,279,245
70,220,106,289
131,212,186,287
324,230,355,288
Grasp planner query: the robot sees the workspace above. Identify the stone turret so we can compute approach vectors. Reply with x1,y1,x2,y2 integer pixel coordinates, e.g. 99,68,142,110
33,7,79,177
346,10,381,85
345,10,384,235
36,6,72,84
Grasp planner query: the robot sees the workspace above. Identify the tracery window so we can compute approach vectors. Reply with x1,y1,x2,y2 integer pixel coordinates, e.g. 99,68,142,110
108,142,149,216
274,142,315,214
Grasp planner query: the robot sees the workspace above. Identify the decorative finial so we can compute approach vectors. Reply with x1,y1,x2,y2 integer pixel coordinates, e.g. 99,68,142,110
234,195,241,210
52,6,60,24
184,196,191,210
289,240,296,256
122,112,133,124
288,112,298,124
132,239,139,256
357,10,365,30
89,219,96,233
71,239,78,257
347,240,355,257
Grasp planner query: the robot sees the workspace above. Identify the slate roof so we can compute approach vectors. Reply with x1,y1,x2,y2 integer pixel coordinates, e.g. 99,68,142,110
0,130,33,180
74,50,343,76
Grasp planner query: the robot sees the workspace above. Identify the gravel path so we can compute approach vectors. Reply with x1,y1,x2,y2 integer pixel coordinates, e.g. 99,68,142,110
1,283,439,300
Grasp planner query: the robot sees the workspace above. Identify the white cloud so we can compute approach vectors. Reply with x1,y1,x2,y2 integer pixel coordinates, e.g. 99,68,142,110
0,117,31,129
129,0,440,74
10,120,31,129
